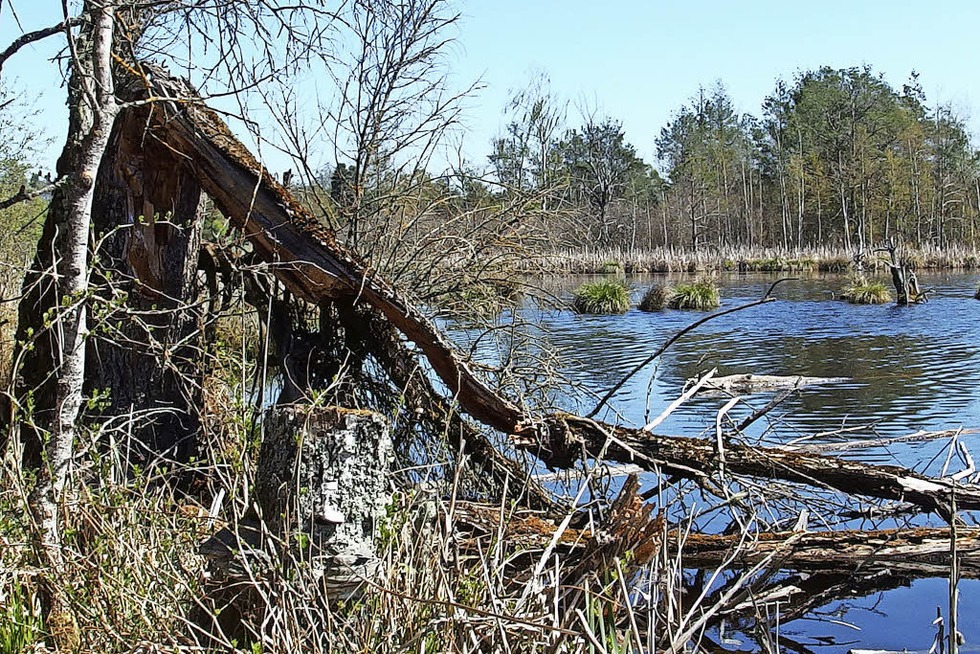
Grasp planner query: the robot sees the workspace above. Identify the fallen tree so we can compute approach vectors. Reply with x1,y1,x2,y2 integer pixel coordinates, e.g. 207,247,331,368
107,64,980,522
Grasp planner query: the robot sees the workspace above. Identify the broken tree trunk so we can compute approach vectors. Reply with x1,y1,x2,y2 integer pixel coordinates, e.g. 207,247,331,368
878,240,924,305
117,64,525,437
86,103,206,464
197,406,391,642
254,406,391,599
112,64,980,523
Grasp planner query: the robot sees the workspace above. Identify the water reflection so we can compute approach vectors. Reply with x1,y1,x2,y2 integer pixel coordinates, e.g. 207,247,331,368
443,271,980,647
505,273,980,465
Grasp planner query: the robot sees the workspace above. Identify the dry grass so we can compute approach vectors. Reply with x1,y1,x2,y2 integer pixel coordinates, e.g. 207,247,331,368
638,284,674,312
528,244,980,275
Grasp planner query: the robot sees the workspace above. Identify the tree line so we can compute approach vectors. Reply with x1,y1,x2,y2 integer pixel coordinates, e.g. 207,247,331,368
479,67,980,253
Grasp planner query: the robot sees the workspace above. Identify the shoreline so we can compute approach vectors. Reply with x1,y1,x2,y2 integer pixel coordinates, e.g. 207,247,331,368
523,245,980,275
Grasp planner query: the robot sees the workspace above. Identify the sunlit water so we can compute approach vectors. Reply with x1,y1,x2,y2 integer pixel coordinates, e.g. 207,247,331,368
446,271,980,651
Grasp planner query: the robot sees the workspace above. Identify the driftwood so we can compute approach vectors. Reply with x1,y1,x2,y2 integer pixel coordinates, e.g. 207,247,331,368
457,497,980,579
512,414,980,519
701,373,848,395
681,527,980,577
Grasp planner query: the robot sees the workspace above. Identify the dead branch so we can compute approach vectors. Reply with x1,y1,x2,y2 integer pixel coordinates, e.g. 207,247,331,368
0,19,77,76
512,414,980,519
118,63,527,436
0,180,61,211
114,65,980,522
682,527,980,578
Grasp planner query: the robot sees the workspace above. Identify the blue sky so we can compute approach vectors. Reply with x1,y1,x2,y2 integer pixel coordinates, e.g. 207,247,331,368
2,0,978,172
452,0,980,164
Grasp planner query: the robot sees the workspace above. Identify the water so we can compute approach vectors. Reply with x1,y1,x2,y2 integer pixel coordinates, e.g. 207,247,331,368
531,272,980,471
447,271,980,651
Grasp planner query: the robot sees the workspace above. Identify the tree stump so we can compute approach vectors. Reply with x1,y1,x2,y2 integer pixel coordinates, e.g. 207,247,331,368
254,405,392,599
197,406,391,643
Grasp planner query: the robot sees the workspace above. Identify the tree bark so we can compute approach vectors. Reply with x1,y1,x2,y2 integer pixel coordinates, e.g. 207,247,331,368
11,2,118,646
512,413,980,519
86,105,205,465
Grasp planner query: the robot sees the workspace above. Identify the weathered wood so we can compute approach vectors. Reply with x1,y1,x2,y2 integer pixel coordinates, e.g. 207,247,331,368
701,373,848,395
681,527,980,577
512,414,980,518
878,240,925,305
117,65,526,437
254,406,392,599
198,402,392,647
115,65,980,522
86,105,206,463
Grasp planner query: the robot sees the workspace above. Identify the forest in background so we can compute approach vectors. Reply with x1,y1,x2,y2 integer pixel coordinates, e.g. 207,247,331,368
316,67,980,261
4,64,980,272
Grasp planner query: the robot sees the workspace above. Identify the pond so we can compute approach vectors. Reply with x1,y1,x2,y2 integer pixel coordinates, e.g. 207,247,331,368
449,270,980,652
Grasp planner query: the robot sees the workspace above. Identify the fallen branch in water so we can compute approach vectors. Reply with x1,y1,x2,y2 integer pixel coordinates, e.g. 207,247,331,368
587,278,796,419
512,414,980,519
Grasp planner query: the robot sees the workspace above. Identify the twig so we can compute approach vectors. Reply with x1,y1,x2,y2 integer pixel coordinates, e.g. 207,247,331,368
0,18,78,76
643,368,717,432
587,278,795,419
0,180,61,212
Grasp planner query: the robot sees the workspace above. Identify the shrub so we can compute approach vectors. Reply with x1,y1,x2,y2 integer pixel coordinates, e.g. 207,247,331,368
668,279,720,310
638,284,674,312
572,280,631,314
841,278,892,304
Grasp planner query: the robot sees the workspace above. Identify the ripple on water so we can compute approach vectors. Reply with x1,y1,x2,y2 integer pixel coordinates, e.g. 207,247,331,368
510,272,980,468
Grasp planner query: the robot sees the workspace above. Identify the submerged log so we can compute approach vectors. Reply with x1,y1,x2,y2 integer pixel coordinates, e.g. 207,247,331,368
682,526,980,577
701,373,849,395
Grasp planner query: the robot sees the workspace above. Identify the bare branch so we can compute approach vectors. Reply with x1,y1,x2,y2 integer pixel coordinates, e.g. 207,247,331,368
0,180,60,211
0,18,77,77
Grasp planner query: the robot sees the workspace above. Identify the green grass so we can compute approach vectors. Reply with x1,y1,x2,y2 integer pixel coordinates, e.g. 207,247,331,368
0,579,43,654
638,284,674,312
600,260,624,275
841,279,892,304
668,279,720,310
572,280,631,314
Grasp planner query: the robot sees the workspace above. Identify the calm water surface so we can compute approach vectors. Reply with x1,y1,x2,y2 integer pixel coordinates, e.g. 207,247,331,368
450,271,980,651
536,272,980,472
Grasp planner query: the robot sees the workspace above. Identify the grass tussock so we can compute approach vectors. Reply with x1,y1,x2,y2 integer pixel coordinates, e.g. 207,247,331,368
572,279,631,314
638,283,674,311
841,278,892,304
668,278,720,310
